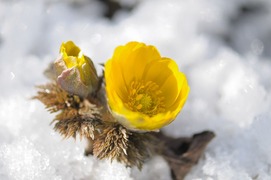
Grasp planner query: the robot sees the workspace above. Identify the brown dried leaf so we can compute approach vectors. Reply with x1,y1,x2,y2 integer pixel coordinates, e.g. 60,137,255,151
92,124,156,169
93,124,129,162
54,108,78,121
155,131,215,180
78,99,101,119
34,82,103,141
54,117,101,140
43,62,56,80
33,83,81,113
125,132,157,169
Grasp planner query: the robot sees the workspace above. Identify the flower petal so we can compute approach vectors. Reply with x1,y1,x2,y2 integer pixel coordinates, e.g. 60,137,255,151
119,43,161,84
143,58,174,85
104,41,190,131
168,75,190,112
105,59,128,101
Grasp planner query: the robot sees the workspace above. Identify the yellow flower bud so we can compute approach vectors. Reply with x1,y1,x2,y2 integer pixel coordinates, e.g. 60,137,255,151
104,42,190,131
54,41,98,97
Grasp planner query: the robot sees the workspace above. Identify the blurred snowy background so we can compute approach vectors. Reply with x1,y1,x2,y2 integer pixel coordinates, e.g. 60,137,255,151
0,0,271,179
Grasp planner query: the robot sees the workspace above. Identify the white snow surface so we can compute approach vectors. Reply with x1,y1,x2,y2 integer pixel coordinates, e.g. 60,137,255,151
0,0,271,179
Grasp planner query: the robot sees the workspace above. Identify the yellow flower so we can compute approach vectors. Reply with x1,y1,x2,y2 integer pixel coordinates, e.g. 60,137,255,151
54,41,98,97
105,42,189,131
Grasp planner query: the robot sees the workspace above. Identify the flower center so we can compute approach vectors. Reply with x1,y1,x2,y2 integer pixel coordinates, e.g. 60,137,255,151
126,81,165,116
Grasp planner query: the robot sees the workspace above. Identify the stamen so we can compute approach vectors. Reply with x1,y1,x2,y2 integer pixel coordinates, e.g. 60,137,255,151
125,80,165,116
136,94,143,101
137,104,143,110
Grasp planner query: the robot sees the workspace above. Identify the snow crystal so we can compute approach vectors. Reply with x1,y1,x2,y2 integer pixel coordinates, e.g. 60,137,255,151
0,138,58,180
132,156,171,180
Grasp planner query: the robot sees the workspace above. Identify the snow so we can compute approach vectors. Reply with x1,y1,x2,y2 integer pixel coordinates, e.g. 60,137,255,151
0,0,271,179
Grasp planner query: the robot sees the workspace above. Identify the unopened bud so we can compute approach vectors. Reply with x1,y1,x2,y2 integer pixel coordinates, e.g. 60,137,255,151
54,41,98,97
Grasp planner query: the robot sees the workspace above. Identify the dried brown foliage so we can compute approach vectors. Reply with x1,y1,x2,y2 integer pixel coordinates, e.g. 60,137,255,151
155,131,215,180
54,117,99,140
34,83,101,140
93,123,156,169
33,83,81,114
